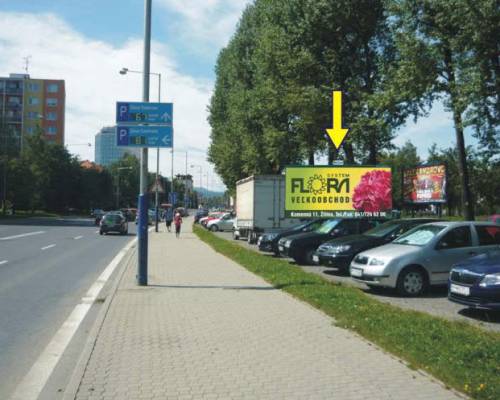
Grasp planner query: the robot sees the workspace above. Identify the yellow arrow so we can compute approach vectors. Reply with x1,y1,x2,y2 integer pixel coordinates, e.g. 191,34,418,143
326,91,349,149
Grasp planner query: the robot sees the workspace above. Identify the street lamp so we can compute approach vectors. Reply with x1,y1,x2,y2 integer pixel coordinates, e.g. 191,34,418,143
66,143,91,147
120,67,163,232
116,166,133,209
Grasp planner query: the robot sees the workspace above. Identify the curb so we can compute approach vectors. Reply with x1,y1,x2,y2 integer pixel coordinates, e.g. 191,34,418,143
62,240,137,400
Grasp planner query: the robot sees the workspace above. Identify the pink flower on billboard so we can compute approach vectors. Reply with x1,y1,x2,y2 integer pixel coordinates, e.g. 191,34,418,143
352,170,392,212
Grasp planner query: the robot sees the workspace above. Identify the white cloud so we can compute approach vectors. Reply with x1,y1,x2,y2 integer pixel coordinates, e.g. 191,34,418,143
0,11,226,191
157,0,251,51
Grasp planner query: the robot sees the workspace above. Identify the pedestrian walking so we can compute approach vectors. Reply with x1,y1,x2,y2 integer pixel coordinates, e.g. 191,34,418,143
174,212,183,238
165,206,173,232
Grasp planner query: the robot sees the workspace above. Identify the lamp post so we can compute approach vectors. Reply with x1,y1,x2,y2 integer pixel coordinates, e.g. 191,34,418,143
120,67,162,233
116,166,133,209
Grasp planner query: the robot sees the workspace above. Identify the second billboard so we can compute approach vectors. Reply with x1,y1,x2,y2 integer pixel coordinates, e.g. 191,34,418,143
285,166,392,218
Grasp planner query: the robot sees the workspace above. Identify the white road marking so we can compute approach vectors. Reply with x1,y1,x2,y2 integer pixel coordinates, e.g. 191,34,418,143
41,244,56,251
9,237,137,400
0,231,45,241
74,235,83,240
95,230,99,234
0,260,7,265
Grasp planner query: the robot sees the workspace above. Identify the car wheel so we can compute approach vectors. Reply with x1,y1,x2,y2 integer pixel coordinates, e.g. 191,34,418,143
210,225,219,232
396,266,428,296
303,249,315,265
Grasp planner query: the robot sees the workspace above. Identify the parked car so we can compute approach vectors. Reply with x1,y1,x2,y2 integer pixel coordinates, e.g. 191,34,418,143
258,220,323,254
313,219,439,273
207,213,236,232
100,213,128,235
350,221,500,296
278,217,386,265
194,209,209,223
489,214,500,224
448,246,500,310
200,212,224,228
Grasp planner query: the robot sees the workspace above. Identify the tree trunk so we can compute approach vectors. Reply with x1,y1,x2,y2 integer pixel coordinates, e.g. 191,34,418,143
308,149,315,165
328,144,339,165
443,46,475,220
343,143,355,164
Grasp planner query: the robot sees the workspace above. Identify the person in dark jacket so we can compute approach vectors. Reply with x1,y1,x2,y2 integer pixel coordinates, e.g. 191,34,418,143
165,206,173,232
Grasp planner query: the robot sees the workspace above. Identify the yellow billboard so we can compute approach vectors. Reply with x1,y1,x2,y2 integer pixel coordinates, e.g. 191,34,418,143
285,166,392,218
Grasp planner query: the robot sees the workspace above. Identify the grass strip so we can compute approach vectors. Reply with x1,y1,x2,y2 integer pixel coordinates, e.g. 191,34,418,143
194,225,500,400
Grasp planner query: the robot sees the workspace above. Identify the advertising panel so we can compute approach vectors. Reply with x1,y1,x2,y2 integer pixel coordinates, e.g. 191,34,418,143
403,164,447,204
285,166,392,218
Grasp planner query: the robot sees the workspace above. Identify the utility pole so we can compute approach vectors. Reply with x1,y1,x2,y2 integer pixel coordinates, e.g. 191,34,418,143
154,73,161,232
137,0,151,286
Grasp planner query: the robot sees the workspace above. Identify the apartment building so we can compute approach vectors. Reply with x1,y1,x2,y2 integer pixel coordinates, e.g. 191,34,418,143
0,73,65,149
94,126,140,167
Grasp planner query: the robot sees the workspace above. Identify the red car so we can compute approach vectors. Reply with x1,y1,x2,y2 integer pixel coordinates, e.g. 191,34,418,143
200,212,224,228
489,214,500,224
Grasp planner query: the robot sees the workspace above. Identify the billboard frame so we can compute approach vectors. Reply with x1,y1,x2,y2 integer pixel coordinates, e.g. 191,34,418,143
284,164,392,218
401,162,448,205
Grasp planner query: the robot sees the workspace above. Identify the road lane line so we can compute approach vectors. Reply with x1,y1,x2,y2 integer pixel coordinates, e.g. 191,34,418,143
74,235,83,240
0,231,45,241
95,230,99,234
41,244,56,251
0,260,7,265
9,237,137,400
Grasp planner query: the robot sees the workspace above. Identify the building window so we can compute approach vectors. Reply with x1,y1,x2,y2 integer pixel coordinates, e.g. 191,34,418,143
46,112,57,121
7,96,21,104
46,126,57,135
28,97,39,105
28,83,40,92
46,98,58,107
47,83,59,93
27,111,39,120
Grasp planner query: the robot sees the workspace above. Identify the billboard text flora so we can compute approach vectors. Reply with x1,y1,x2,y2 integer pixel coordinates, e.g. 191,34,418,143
285,166,392,218
403,164,447,204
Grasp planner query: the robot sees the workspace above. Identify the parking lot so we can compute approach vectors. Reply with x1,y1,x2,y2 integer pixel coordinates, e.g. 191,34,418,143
214,230,500,333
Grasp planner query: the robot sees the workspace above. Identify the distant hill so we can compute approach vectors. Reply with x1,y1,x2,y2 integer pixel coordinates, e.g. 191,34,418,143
194,187,225,198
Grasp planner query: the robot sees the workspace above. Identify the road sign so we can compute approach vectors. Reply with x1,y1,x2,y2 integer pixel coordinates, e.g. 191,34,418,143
116,125,172,148
168,192,177,204
116,102,173,125
150,180,165,193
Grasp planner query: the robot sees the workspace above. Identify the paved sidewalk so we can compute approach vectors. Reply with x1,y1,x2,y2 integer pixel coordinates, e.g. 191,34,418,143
72,219,463,400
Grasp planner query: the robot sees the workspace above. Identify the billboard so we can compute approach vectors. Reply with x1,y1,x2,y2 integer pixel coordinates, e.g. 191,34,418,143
285,166,392,218
403,164,447,204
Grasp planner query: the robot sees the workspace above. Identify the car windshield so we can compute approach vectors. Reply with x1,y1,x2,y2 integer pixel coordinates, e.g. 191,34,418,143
393,224,446,246
365,221,401,238
315,219,341,234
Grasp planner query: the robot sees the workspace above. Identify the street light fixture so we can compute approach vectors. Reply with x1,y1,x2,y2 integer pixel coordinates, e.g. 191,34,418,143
119,67,163,232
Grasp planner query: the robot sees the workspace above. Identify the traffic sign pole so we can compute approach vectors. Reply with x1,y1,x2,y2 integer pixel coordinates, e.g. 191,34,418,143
137,0,151,286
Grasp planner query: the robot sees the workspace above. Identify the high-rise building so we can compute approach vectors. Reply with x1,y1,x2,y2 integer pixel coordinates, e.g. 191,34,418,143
0,73,65,148
94,126,140,166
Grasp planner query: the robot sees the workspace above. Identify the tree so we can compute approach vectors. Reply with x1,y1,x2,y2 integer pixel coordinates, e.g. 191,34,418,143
387,0,500,219
108,154,140,208
380,141,420,209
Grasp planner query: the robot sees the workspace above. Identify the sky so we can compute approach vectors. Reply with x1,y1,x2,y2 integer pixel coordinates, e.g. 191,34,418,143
0,0,478,192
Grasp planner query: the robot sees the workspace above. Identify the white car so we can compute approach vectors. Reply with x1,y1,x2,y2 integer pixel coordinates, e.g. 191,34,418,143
207,213,235,232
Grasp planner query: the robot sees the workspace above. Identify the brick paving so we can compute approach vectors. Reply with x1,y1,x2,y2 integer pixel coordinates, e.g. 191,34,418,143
73,218,464,399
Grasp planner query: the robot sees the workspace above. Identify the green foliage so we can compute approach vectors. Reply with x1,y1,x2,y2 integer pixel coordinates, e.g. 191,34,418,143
195,225,500,400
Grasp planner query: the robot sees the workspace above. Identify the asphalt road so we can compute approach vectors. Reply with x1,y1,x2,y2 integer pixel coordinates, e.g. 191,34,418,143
0,217,136,400
213,230,500,333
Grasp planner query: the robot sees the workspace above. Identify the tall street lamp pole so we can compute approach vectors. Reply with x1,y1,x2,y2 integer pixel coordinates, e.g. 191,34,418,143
119,67,162,232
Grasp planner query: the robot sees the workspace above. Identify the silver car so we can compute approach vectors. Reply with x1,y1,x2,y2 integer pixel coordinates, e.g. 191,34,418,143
207,213,235,232
349,221,500,296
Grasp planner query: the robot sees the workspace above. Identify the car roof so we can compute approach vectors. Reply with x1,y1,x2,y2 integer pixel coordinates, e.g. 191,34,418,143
419,221,497,227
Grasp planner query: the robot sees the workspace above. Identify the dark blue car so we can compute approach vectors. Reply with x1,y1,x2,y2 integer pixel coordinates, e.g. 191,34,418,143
448,250,500,310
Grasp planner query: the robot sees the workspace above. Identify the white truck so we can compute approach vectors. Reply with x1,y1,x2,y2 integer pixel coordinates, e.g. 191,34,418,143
233,175,297,243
